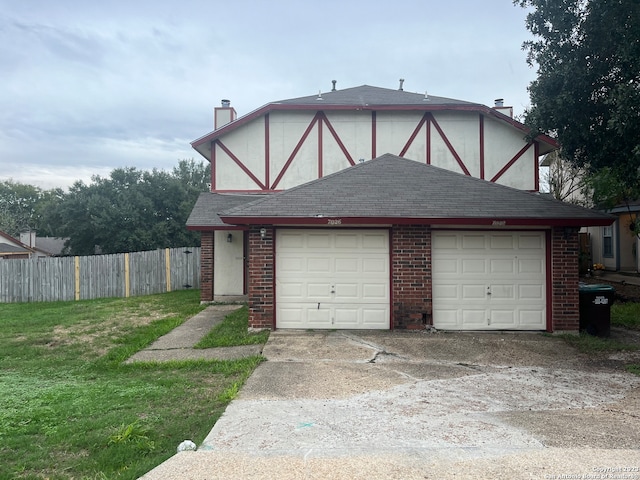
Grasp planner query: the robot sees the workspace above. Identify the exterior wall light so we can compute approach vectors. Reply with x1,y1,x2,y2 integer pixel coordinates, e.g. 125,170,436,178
227,233,233,243
260,228,267,239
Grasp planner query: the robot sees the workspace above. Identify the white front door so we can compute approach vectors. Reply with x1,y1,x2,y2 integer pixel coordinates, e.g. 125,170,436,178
432,231,546,330
276,229,390,329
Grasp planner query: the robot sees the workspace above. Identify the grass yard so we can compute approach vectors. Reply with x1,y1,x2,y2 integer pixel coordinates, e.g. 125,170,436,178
194,305,269,348
0,290,265,479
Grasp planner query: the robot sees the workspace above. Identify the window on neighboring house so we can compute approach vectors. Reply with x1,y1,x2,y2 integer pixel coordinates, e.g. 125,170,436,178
603,226,613,257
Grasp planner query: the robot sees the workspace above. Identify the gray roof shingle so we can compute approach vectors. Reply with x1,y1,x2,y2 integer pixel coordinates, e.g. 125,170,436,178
275,85,478,107
218,154,613,227
187,192,270,229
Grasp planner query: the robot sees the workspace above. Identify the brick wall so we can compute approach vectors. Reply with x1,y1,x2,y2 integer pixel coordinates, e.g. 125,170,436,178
200,231,214,302
247,226,275,329
391,225,432,329
551,227,580,332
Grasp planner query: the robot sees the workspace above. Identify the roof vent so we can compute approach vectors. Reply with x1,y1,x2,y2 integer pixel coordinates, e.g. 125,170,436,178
221,99,231,107
316,90,323,101
494,98,504,107
331,80,337,91
423,90,430,101
398,78,405,91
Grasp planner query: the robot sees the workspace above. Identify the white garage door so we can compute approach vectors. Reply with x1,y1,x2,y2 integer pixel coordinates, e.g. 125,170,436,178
432,231,546,330
276,229,390,329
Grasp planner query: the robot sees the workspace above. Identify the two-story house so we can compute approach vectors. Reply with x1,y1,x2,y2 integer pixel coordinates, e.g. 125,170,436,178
187,83,612,332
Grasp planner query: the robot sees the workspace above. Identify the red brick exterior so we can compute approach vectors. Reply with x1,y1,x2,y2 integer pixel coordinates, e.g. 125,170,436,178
247,226,275,329
239,225,580,332
200,231,214,302
391,225,432,329
550,226,580,332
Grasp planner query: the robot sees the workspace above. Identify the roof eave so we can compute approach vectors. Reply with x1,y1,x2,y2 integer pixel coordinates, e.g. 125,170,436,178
219,216,613,228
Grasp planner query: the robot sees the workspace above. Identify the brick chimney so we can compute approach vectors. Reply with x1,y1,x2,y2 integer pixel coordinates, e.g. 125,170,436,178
214,99,237,129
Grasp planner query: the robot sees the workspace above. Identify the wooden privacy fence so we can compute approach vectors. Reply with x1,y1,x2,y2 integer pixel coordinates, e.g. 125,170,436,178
0,247,200,303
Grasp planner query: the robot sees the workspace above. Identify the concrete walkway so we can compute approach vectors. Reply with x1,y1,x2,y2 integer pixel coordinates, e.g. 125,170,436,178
125,304,263,363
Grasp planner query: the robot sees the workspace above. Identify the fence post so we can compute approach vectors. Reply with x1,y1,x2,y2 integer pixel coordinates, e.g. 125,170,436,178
124,253,130,298
74,256,80,301
165,248,171,292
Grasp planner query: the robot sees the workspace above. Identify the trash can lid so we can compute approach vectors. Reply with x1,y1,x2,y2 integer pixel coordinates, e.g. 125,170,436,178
578,283,616,292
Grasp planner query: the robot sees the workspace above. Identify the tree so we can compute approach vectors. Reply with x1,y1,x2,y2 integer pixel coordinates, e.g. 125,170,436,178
516,0,640,190
56,160,210,255
0,180,62,238
542,150,588,204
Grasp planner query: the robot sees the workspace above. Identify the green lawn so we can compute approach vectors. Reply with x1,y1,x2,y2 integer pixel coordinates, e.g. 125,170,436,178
0,291,265,479
612,302,640,330
194,305,269,348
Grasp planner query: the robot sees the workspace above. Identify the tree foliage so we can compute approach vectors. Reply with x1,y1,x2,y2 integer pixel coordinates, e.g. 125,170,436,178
57,160,210,255
516,0,640,190
0,159,210,254
0,181,63,238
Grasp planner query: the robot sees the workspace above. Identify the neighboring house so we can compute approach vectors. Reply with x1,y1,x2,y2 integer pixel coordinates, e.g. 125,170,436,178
585,202,640,273
0,231,35,259
187,83,613,332
19,231,68,257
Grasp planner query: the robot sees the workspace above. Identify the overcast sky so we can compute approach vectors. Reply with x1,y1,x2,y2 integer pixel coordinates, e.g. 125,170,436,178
0,0,537,190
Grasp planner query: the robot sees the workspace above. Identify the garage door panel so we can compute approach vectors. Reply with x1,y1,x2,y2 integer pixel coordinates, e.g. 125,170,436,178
519,234,544,249
278,282,304,300
490,258,514,273
276,229,390,329
278,233,304,248
462,235,486,249
335,283,358,300
490,284,515,300
462,310,487,326
363,257,387,273
519,284,544,300
462,259,486,274
279,257,304,272
519,309,545,328
362,233,387,249
307,233,331,248
518,259,543,274
489,309,516,327
334,234,358,248
462,284,486,299
307,257,331,273
362,283,387,300
434,284,458,299
335,257,358,273
433,231,546,331
490,235,514,249
307,283,332,299
361,308,389,327
433,234,458,249
433,258,459,274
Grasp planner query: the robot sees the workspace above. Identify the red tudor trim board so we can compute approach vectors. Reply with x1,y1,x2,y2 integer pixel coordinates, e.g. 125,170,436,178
245,225,580,333
199,104,555,193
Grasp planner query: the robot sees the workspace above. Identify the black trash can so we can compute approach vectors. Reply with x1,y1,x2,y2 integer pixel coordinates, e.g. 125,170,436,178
578,283,615,337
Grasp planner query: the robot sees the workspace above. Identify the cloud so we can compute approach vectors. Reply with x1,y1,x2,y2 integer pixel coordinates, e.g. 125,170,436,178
0,0,537,190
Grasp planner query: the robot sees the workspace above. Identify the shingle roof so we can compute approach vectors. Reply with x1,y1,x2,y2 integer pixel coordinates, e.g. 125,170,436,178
186,192,270,229
0,242,30,254
219,154,613,227
275,85,479,107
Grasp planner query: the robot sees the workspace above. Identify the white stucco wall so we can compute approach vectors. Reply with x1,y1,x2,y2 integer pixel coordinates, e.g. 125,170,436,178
213,231,245,296
212,109,541,192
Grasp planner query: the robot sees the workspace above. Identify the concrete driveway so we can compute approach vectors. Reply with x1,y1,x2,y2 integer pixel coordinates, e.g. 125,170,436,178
142,330,640,479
